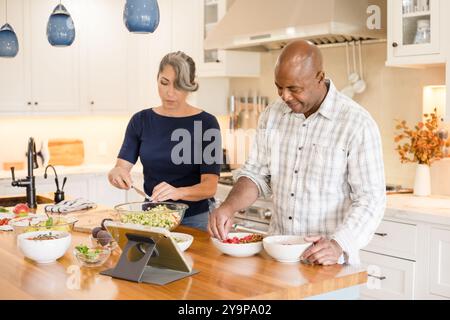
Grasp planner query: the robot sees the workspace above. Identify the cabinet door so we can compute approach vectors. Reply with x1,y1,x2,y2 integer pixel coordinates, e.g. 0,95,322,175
390,0,440,57
85,0,130,113
429,227,450,298
128,0,173,113
26,0,81,112
0,0,28,113
90,174,126,207
360,251,416,300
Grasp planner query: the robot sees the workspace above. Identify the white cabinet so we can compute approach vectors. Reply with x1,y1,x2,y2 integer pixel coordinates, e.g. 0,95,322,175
360,218,418,300
361,251,416,300
387,0,447,66
89,173,127,207
82,0,130,114
198,0,260,77
35,174,90,200
26,0,81,113
429,227,450,298
0,0,27,113
128,0,173,113
364,220,418,261
0,0,81,114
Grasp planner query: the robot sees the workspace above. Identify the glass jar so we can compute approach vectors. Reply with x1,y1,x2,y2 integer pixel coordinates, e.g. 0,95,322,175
414,19,431,44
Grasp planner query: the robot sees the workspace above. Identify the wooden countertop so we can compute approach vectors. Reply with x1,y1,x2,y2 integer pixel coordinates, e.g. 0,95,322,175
0,204,368,300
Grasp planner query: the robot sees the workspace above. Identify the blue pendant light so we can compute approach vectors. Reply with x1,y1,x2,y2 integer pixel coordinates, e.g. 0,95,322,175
124,0,160,34
47,1,75,47
0,0,19,58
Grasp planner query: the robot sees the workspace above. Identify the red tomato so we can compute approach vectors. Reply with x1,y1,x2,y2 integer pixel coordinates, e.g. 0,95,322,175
13,203,30,216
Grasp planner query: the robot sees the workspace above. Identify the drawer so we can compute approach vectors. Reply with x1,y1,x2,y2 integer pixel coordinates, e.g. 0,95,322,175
364,220,418,261
360,251,416,300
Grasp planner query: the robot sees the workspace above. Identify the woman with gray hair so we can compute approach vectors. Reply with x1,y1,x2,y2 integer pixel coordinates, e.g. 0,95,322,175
108,51,222,231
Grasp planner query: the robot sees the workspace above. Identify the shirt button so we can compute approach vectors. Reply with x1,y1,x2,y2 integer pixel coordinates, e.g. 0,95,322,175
302,124,307,127
289,217,293,220
298,147,303,151
291,193,294,197
295,170,299,174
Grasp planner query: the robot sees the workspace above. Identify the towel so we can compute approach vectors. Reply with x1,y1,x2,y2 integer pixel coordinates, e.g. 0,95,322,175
44,198,97,214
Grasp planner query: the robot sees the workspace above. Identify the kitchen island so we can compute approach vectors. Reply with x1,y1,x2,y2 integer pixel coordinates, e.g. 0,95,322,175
0,204,367,300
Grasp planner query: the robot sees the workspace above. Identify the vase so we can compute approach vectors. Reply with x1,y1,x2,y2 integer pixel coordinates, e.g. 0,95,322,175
413,164,431,197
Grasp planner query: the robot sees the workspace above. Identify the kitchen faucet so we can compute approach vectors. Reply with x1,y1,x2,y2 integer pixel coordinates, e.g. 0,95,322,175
10,137,38,209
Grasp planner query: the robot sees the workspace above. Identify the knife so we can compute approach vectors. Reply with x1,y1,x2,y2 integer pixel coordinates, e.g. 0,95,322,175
132,185,153,202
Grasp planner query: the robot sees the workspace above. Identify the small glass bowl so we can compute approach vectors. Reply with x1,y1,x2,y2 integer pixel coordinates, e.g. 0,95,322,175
9,215,77,237
89,234,118,252
73,246,111,268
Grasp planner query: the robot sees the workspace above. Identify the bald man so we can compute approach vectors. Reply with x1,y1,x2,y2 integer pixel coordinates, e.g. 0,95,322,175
208,40,386,265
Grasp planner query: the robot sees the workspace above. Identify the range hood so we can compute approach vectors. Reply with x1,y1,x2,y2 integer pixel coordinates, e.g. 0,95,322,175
204,0,386,51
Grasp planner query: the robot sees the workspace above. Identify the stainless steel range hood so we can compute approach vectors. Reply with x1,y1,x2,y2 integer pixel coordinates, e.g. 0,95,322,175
204,0,386,51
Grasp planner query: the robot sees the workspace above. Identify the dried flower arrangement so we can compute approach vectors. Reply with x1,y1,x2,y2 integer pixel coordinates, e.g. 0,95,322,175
394,109,446,166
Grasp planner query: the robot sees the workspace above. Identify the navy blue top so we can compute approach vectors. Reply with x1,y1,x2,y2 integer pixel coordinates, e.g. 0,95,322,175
118,108,222,217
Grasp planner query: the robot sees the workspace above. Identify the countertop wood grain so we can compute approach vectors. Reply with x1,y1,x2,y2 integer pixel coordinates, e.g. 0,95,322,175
0,204,367,300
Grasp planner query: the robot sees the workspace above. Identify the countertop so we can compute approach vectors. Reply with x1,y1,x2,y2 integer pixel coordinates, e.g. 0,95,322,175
385,194,450,226
0,204,367,300
0,164,144,181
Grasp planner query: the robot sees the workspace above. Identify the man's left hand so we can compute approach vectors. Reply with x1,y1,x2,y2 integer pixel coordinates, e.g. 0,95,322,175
302,236,343,266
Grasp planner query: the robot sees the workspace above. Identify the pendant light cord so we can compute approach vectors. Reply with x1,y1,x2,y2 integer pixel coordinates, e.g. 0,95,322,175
5,0,8,23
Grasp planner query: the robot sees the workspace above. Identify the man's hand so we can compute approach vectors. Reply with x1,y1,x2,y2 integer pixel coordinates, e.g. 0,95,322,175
151,182,185,202
208,206,234,240
301,236,343,266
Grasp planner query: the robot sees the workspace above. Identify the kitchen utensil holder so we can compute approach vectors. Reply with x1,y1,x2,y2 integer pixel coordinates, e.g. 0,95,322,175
54,190,65,204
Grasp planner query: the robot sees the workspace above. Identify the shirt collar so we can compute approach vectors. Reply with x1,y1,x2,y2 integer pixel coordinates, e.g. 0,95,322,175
281,79,338,121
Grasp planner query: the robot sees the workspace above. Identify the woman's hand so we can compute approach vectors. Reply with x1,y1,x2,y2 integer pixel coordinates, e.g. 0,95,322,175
108,166,133,190
151,182,185,202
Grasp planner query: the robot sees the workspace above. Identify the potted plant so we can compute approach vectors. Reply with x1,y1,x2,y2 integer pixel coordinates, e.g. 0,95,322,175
394,109,445,196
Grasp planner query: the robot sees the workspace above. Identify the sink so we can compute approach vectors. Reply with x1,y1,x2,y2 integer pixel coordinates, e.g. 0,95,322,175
0,195,53,208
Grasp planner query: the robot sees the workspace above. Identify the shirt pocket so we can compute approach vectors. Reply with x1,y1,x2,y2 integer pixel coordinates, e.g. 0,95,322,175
305,143,347,193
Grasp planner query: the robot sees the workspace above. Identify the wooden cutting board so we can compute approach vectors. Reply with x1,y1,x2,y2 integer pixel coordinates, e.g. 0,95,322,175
48,139,84,166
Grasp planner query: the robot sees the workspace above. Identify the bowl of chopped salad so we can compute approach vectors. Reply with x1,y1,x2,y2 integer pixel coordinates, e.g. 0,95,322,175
73,244,111,268
211,233,264,258
114,202,188,231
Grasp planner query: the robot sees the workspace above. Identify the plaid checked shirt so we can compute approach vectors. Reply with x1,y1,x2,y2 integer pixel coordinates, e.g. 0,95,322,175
236,80,386,265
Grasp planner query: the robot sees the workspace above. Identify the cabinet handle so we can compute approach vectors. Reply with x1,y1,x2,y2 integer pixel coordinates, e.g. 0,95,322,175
90,101,95,105
34,102,38,106
375,232,388,237
392,42,398,48
368,274,386,281
215,59,221,63
27,102,32,106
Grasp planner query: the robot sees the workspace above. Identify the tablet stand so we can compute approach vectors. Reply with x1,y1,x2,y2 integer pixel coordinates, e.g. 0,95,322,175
101,233,198,285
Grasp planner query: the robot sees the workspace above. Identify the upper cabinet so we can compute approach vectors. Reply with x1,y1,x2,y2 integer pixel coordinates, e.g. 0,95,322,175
27,0,81,113
0,0,81,115
0,0,27,113
82,0,130,114
387,0,447,66
198,0,260,78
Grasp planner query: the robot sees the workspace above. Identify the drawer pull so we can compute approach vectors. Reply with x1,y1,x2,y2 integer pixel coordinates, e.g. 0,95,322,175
368,274,386,281
375,232,388,237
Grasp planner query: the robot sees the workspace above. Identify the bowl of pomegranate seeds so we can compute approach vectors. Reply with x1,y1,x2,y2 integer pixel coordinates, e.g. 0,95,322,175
211,233,264,257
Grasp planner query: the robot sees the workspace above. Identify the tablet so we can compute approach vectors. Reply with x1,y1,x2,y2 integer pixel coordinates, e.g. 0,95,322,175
104,221,193,273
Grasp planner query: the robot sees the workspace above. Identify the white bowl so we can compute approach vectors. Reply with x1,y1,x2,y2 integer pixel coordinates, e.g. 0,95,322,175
211,233,263,258
263,235,310,263
18,230,72,264
171,232,194,252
